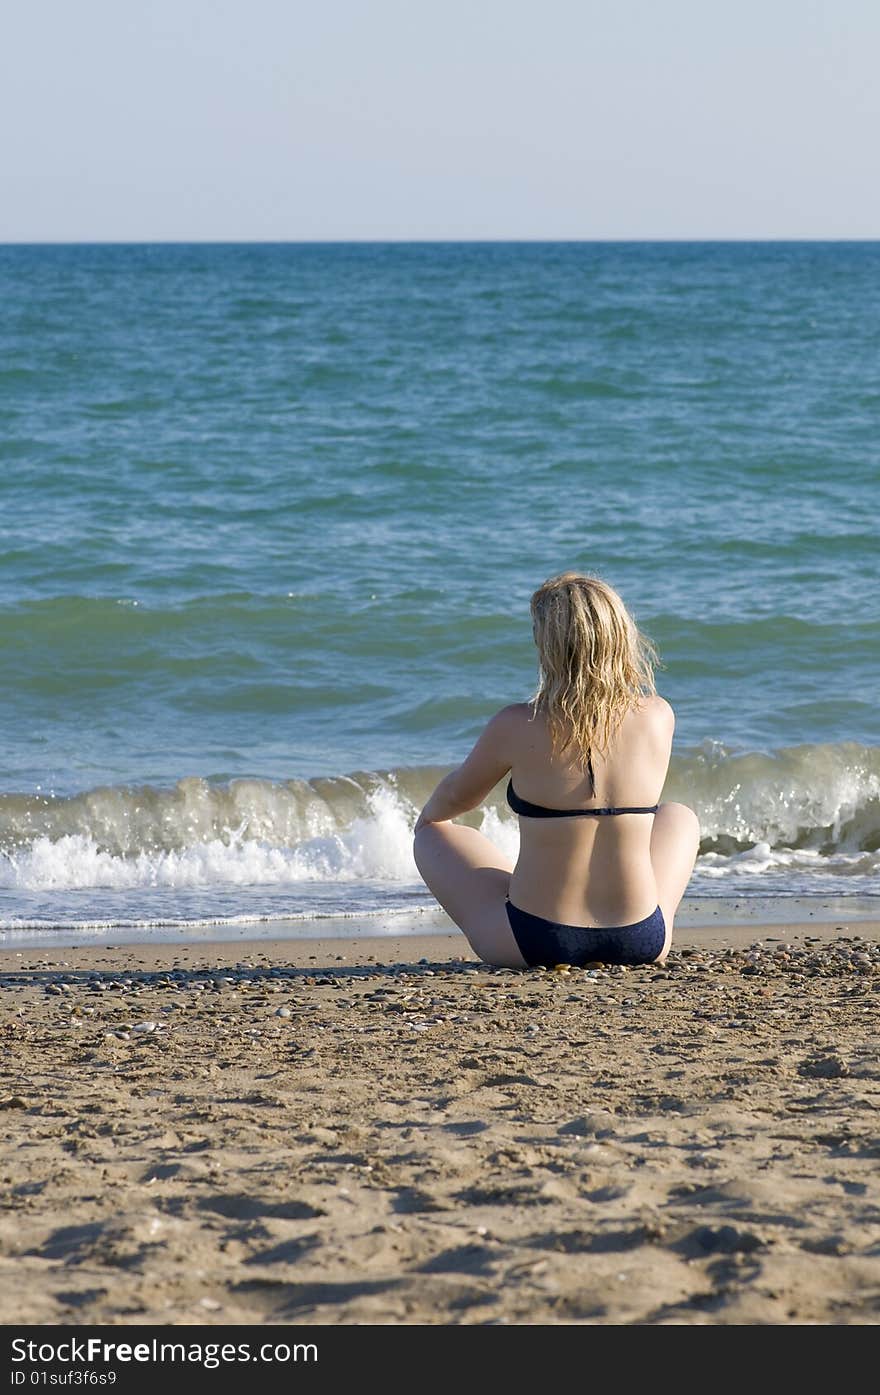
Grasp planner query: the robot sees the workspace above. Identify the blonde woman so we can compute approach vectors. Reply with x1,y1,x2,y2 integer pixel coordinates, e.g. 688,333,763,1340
413,572,700,968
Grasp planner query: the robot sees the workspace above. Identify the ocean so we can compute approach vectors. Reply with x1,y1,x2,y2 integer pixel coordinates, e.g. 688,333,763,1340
1,241,878,943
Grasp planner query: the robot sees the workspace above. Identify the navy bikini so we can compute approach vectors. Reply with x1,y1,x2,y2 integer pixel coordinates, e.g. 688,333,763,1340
504,761,665,967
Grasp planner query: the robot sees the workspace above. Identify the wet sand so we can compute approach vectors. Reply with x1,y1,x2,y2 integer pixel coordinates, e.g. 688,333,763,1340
1,921,879,1326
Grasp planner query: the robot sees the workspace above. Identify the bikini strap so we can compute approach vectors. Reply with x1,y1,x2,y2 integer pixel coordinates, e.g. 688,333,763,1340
506,780,658,818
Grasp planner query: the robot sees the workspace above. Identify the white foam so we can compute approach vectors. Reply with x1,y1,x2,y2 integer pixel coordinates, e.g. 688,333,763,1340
480,805,520,862
0,784,424,892
695,843,879,880
685,742,880,850
1,747,880,901
0,904,428,932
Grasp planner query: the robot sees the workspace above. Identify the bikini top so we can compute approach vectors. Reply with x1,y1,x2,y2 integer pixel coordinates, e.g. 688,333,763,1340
506,781,659,817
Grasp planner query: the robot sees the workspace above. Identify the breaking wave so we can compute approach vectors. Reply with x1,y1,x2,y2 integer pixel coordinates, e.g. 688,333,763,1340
0,742,878,922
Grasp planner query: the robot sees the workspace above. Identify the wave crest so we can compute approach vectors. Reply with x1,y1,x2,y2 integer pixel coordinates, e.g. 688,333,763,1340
0,742,879,894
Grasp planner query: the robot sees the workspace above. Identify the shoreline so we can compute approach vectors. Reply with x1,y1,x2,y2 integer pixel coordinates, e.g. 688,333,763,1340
2,916,880,977
2,892,879,954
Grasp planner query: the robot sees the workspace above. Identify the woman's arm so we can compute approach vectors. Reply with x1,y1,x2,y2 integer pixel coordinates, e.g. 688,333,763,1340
414,706,519,832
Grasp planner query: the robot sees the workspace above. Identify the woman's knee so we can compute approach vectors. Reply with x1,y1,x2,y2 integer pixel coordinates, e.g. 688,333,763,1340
651,803,701,934
412,822,439,874
657,801,701,843
413,820,461,880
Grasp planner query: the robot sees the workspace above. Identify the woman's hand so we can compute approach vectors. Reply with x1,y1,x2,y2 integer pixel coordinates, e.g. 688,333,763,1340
413,777,458,835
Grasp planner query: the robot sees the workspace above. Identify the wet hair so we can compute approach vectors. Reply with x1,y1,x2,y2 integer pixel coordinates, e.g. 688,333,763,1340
529,571,658,777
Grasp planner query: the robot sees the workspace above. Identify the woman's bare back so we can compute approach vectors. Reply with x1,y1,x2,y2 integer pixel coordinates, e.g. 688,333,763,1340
506,695,675,927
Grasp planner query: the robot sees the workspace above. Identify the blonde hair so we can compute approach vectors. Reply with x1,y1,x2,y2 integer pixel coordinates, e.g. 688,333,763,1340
529,572,658,779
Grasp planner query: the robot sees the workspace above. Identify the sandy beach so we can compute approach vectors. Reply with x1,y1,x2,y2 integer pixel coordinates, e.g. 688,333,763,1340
1,920,879,1327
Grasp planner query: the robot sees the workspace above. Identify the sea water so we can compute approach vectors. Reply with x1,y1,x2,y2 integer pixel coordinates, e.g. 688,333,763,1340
1,242,878,937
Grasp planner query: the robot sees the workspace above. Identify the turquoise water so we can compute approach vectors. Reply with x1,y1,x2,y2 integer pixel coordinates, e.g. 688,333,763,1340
1,242,878,935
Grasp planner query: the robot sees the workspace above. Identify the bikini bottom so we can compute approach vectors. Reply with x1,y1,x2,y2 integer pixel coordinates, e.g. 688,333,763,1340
505,898,666,967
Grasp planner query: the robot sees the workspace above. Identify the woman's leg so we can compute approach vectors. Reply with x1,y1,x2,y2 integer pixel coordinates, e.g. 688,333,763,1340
413,821,527,968
650,802,701,961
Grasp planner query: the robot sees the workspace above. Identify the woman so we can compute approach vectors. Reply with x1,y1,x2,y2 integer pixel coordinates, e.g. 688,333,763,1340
413,572,700,969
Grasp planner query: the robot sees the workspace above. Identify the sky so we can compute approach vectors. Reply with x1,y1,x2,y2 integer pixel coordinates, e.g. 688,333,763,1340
2,0,878,241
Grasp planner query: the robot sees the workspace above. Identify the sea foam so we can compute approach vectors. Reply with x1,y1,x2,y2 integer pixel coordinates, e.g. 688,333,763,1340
0,743,878,899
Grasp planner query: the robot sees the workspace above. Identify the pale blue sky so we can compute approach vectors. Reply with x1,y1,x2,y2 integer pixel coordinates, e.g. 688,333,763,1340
2,1,878,240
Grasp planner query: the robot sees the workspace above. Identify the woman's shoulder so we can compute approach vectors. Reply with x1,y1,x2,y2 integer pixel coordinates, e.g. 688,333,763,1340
638,694,675,727
619,695,674,744
626,695,675,754
486,702,534,732
479,702,538,746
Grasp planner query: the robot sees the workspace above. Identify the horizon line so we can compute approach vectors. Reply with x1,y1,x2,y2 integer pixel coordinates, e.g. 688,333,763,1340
2,236,880,247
